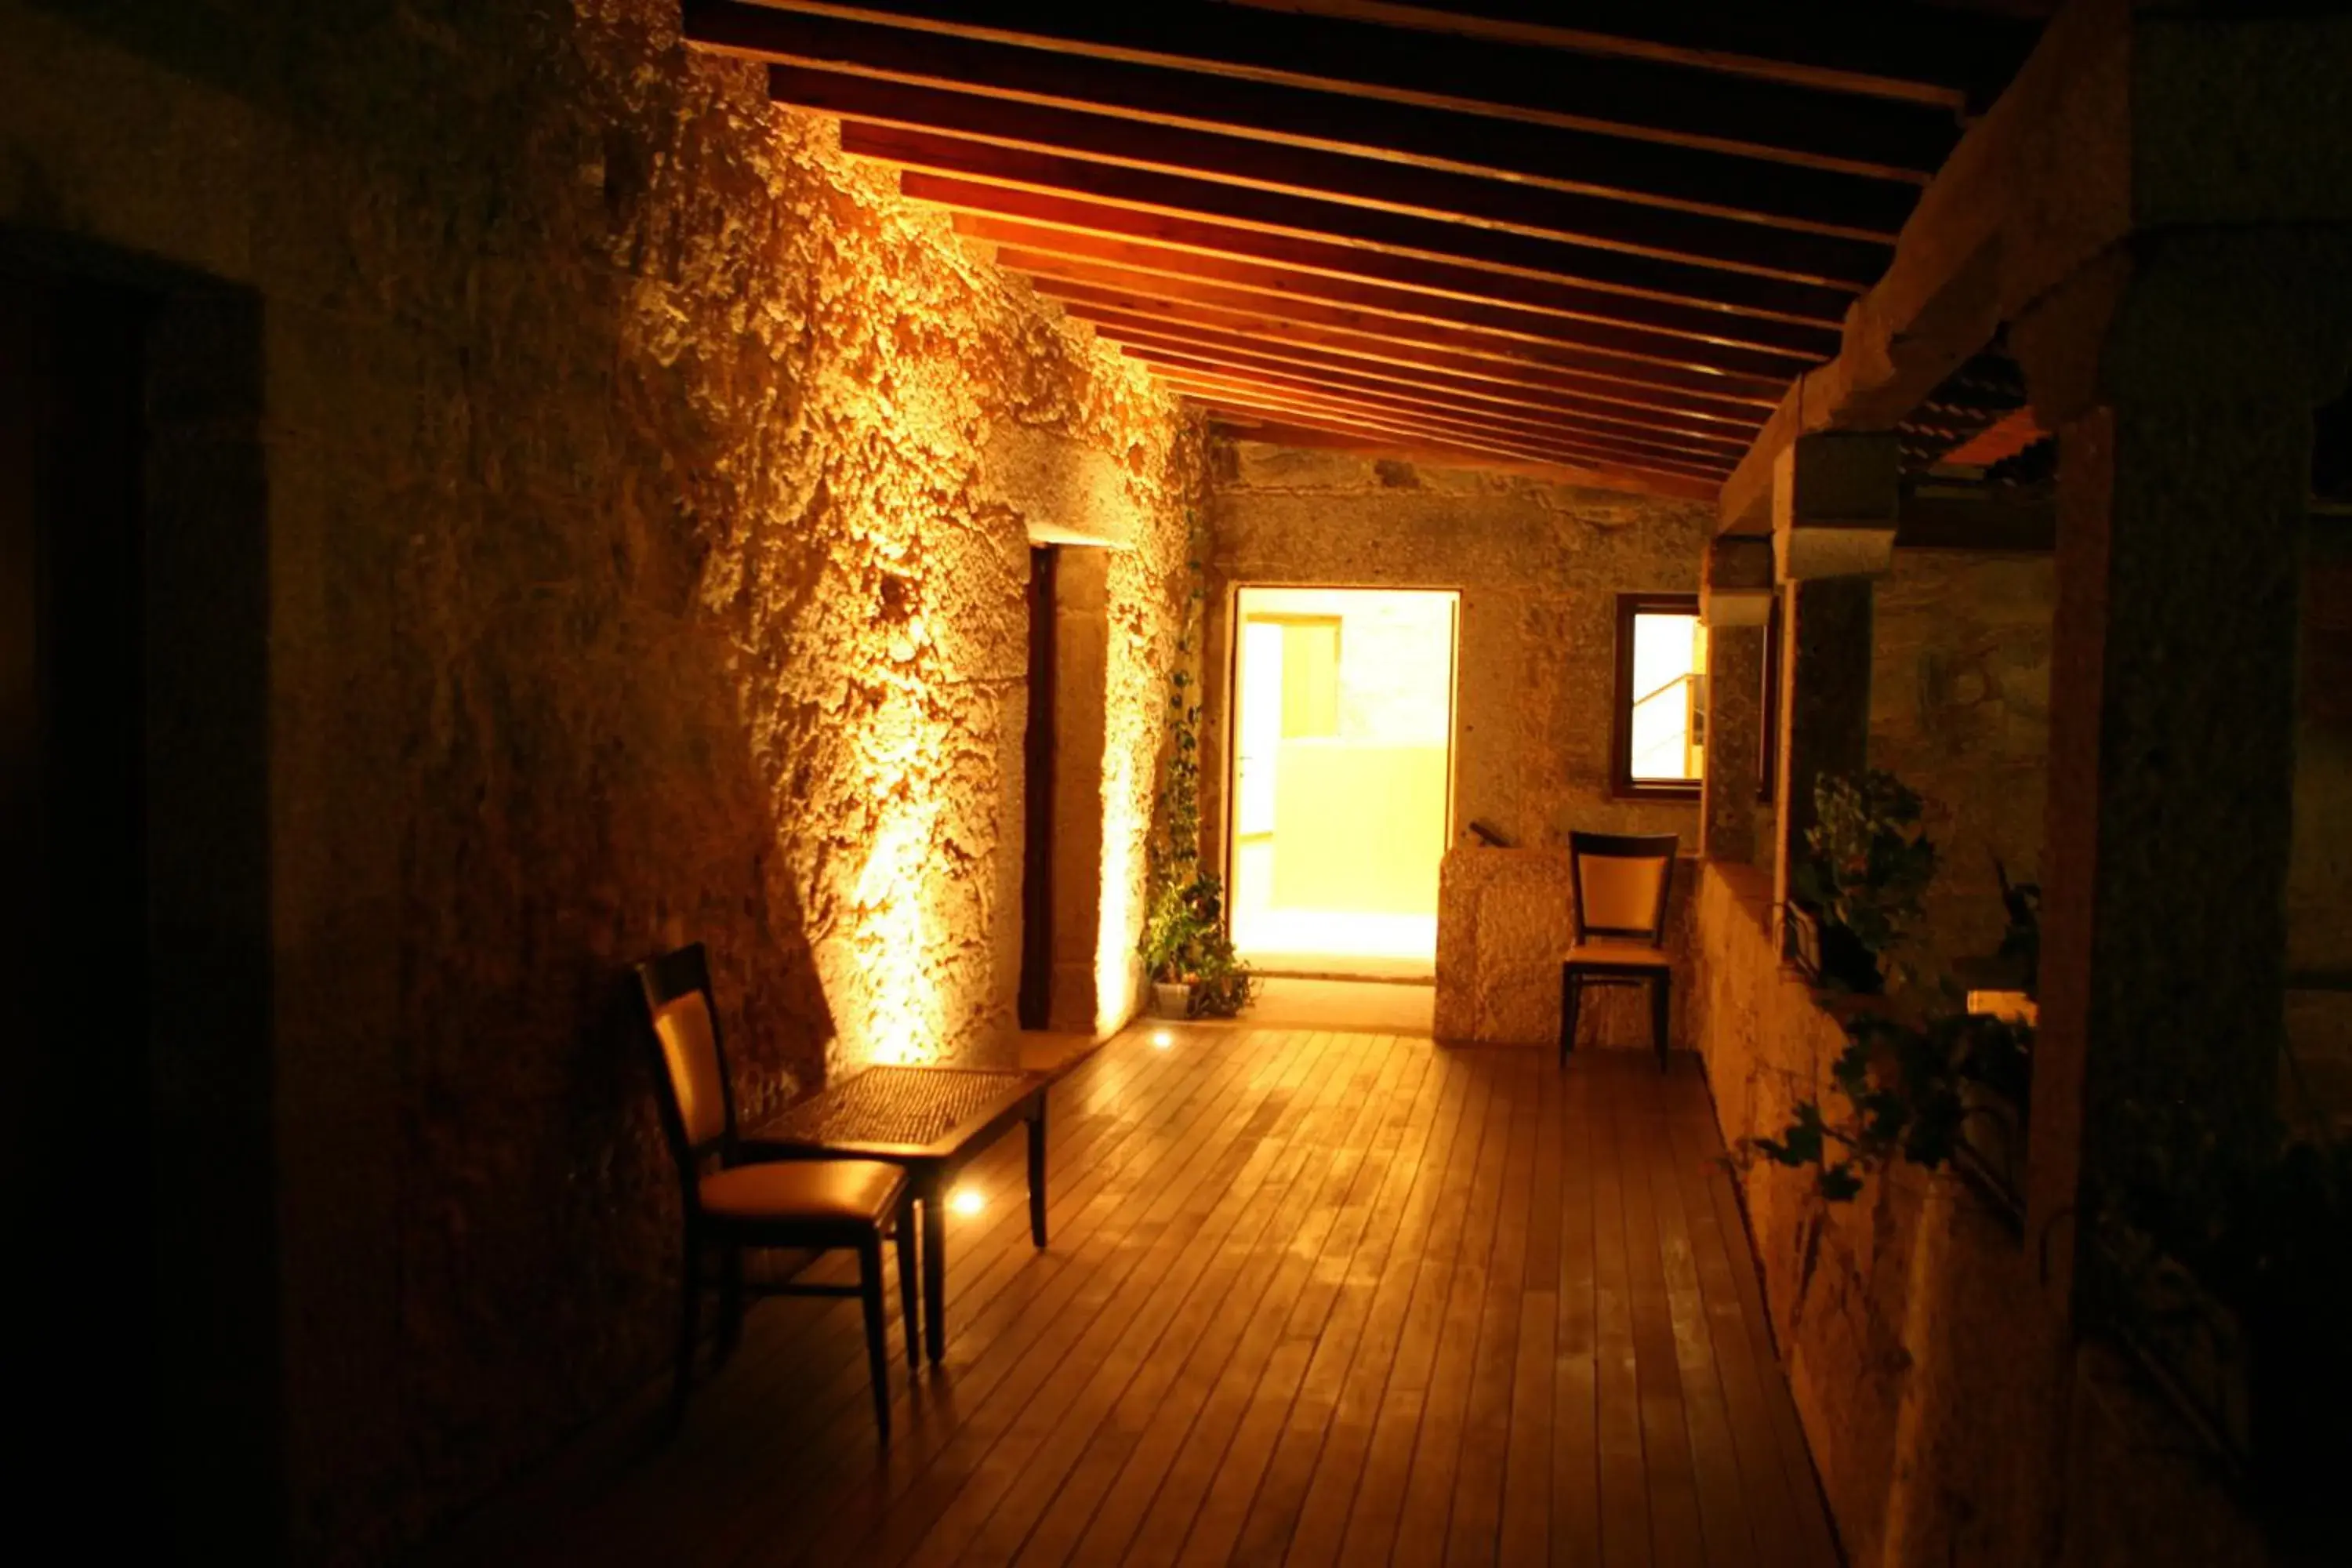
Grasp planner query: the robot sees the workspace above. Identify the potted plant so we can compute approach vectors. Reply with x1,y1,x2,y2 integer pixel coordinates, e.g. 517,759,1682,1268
1747,769,2034,1207
1789,770,1937,994
1137,534,1256,1021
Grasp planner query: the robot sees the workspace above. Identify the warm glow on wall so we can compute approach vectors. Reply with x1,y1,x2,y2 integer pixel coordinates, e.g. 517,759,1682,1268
1094,766,1143,1036
850,804,942,1066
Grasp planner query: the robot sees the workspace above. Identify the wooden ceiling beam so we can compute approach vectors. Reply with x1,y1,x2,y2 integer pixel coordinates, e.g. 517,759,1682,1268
1167,374,1727,494
1224,2,2038,111
971,225,1788,405
717,2,1960,179
853,125,1857,330
771,67,1889,288
1076,307,1755,458
1141,358,1737,476
1024,273,1767,433
679,2,1913,238
1021,260,1769,430
902,176,1833,367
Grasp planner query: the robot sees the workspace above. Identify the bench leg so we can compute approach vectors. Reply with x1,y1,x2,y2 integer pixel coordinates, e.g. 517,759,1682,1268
922,1186,947,1365
894,1196,920,1370
1027,1101,1048,1248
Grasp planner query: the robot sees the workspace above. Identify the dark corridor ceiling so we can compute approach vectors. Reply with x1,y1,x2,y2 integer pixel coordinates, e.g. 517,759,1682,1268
684,1,2053,499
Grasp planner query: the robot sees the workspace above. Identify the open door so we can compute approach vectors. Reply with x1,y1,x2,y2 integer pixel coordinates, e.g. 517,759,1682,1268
1228,586,1458,976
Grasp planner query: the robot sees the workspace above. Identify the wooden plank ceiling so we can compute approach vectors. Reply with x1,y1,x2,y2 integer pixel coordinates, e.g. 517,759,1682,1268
683,0,2049,501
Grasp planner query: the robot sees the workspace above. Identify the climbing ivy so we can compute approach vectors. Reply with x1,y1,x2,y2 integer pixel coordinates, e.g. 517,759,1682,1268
1138,521,1255,1018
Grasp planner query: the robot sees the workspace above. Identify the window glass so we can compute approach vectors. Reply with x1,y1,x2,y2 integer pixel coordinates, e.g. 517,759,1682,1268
1628,609,1702,782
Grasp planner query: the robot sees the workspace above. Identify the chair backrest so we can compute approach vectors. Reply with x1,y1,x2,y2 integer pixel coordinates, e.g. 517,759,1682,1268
634,943,737,1176
1570,831,1679,946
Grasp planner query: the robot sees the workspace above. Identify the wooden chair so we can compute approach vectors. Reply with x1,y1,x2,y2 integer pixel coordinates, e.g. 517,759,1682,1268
1559,832,1679,1072
635,943,919,1439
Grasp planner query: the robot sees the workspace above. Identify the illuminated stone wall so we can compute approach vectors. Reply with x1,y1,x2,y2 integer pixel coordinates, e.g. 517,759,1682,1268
1202,439,1711,860
1203,438,1709,1044
0,0,1197,1557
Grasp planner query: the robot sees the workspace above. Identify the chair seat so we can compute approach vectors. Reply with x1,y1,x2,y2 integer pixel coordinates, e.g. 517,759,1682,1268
699,1159,906,1224
1565,940,1671,970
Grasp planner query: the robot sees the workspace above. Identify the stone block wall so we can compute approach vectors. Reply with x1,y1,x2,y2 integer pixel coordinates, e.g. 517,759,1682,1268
1870,549,2056,965
1691,860,2263,1568
0,1,1197,1557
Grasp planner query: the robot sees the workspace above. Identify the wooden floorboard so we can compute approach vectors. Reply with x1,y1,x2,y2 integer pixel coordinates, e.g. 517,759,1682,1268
423,1030,1838,1568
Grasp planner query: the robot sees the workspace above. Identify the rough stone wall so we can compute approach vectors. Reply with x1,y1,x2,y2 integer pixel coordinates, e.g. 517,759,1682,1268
1203,439,1710,870
1693,860,2260,1568
1434,846,1696,1048
1869,550,2056,967
0,1,1198,1558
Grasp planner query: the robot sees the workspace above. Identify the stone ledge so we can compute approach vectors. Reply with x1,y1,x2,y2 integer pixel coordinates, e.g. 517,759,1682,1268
1436,844,1694,1048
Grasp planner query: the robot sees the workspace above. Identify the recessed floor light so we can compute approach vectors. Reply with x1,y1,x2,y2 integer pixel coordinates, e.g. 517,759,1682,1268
949,1187,985,1217
1151,1029,1174,1050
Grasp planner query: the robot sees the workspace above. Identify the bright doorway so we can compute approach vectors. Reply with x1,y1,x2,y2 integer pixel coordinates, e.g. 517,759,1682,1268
1229,586,1458,975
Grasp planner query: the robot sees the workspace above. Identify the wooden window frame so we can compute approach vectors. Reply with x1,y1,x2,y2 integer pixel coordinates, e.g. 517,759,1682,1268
1610,592,1703,802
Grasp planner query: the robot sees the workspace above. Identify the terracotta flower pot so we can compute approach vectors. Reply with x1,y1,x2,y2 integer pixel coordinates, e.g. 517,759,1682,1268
1150,980,1192,1020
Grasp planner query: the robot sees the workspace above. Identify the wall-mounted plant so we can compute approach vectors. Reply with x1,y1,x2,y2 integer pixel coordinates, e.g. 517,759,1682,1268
1789,769,1937,993
1750,768,2033,1204
1751,1004,2033,1202
1138,526,1256,1020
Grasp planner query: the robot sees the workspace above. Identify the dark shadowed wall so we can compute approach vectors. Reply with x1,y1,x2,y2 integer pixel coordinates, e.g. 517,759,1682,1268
0,0,1198,1557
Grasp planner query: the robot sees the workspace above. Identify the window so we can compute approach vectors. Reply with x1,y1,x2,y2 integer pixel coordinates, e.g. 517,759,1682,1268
1612,593,1704,798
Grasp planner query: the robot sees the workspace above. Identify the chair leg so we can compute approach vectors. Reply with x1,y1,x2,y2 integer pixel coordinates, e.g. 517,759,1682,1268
1559,967,1581,1067
858,1231,892,1443
1652,972,1671,1073
717,1243,745,1364
895,1197,921,1370
672,1229,701,1426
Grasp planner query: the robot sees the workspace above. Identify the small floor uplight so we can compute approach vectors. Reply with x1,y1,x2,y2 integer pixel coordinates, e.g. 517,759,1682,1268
949,1186,985,1217
1151,1029,1174,1050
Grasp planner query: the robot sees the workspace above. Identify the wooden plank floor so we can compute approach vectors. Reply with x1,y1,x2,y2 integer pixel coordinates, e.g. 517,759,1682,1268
431,1027,1838,1568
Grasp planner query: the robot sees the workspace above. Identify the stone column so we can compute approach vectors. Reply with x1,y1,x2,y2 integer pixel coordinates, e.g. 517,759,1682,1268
1699,537,1772,865
1769,434,1899,932
1048,547,1112,1035
2013,238,2352,1293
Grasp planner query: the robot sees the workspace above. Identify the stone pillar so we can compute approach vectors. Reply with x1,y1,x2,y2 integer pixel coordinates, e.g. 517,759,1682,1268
1771,579,1875,921
1047,547,1112,1035
1699,537,1773,865
2013,238,2352,1295
1768,434,1899,931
